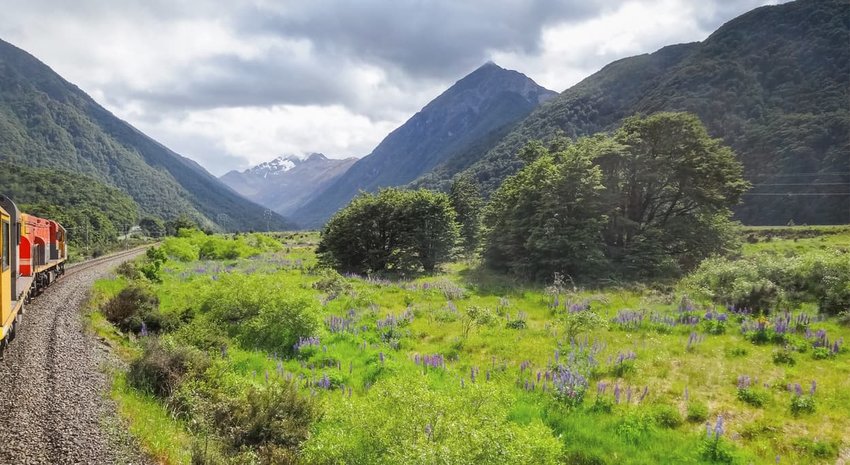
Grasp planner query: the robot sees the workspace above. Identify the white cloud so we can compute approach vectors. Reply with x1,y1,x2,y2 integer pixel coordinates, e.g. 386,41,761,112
134,105,399,173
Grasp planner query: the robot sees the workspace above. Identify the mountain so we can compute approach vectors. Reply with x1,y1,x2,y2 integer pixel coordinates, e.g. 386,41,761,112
290,62,557,228
459,0,849,225
220,153,357,216
0,38,292,231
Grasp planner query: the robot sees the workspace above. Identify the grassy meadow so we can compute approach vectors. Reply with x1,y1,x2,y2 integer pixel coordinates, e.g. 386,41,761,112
86,227,850,464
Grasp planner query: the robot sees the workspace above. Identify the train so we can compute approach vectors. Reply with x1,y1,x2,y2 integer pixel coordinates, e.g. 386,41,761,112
0,195,67,352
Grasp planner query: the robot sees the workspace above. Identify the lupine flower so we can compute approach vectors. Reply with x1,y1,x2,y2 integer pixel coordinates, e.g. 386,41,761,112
139,322,148,337
714,415,724,438
810,380,817,395
614,384,621,404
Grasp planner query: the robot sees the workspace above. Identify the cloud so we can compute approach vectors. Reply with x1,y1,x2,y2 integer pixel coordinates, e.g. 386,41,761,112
0,0,784,175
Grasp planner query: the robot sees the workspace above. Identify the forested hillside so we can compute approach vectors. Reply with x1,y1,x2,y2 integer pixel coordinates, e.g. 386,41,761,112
0,162,138,248
0,39,292,231
459,0,849,225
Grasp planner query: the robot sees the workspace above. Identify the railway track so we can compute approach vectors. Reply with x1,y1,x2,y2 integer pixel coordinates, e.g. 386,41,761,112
0,245,150,464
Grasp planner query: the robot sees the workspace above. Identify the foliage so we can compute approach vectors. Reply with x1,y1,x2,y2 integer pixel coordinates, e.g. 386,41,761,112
449,175,484,256
128,338,210,399
482,136,610,281
318,188,459,274
652,404,683,428
686,250,850,314
200,274,319,356
686,402,709,423
301,376,562,464
139,217,166,238
483,113,746,281
460,305,494,339
102,284,165,334
0,162,139,250
562,309,608,341
737,387,768,408
212,378,320,465
790,395,816,416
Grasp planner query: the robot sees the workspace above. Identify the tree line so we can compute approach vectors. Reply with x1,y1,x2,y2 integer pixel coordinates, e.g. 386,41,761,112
317,112,749,281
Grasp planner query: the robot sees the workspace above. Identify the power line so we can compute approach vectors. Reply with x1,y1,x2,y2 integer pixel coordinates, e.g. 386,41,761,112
751,182,850,186
747,172,850,177
742,192,850,196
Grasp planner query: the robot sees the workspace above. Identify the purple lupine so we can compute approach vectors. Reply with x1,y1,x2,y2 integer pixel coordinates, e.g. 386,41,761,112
614,384,621,404
810,380,817,395
626,386,633,403
714,416,724,438
379,352,385,364
139,322,148,337
639,386,649,402
471,367,476,383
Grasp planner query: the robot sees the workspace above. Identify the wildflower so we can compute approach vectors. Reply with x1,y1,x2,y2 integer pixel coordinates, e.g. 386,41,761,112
139,322,148,337
810,380,817,395
714,415,724,438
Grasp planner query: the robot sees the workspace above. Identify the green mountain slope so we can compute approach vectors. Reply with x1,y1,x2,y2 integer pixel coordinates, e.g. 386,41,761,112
461,0,850,225
291,62,557,228
0,38,292,231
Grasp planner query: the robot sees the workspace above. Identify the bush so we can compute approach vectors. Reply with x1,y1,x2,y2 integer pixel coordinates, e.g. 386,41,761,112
128,339,210,398
116,261,141,280
790,394,816,416
102,284,165,333
686,402,708,422
213,379,320,465
737,387,768,407
311,268,352,299
652,404,683,428
772,349,796,365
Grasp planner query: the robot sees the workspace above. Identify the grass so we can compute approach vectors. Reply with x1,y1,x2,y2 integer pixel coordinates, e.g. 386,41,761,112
111,372,193,465
88,227,850,464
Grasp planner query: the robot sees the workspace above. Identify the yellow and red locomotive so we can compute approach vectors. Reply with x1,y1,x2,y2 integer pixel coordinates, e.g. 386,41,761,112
0,195,66,350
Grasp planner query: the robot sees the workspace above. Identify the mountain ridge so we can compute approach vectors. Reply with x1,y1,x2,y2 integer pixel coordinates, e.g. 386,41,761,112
290,62,557,228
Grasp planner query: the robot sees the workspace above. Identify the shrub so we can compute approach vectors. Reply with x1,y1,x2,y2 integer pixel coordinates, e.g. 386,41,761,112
790,394,816,416
311,268,352,299
772,349,796,365
652,404,683,428
128,339,210,398
116,261,141,280
213,379,320,465
737,387,768,407
102,284,165,333
686,402,709,422
615,410,653,444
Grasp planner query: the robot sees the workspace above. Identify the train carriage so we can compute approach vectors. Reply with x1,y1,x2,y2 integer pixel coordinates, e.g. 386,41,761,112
0,195,66,351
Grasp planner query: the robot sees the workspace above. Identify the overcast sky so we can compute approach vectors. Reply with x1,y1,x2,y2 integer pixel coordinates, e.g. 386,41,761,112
1,0,780,175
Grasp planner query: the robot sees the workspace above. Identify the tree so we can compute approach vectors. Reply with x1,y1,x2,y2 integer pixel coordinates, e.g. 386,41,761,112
482,113,749,281
599,112,750,275
165,214,197,236
139,217,166,238
483,136,612,281
318,188,459,275
449,176,484,256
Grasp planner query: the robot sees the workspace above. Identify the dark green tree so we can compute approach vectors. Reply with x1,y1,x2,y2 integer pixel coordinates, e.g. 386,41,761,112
599,112,750,275
483,136,612,281
482,113,749,281
318,188,459,275
449,176,484,256
139,217,166,238
165,214,198,236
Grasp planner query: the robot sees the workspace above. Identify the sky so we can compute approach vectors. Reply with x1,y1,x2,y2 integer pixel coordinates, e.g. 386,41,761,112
0,0,781,176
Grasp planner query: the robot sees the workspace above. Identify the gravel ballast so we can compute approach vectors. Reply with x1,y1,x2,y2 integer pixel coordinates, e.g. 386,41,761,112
0,251,150,465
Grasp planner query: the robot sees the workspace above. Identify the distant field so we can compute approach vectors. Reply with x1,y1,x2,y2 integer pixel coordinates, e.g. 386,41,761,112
88,226,850,464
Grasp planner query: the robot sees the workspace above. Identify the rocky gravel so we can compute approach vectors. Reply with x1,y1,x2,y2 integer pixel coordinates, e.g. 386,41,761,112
0,251,150,465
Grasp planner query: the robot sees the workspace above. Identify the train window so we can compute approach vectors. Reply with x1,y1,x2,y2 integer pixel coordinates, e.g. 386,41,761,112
2,221,8,271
